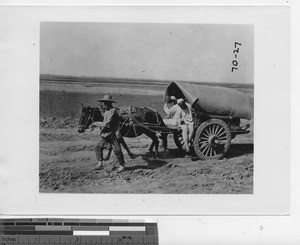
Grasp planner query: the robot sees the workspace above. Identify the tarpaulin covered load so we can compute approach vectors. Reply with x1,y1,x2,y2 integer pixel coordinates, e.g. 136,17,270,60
165,82,253,120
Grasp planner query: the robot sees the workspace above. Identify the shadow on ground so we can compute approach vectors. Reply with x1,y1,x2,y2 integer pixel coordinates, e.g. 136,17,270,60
175,143,254,161
124,152,168,171
225,143,253,158
124,143,253,171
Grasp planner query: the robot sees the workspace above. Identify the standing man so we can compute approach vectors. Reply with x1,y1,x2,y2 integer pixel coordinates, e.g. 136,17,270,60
90,95,126,173
177,98,194,152
98,102,135,160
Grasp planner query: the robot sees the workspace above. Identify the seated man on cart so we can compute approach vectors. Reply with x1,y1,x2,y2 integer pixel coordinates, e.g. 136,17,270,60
163,95,177,118
163,98,194,152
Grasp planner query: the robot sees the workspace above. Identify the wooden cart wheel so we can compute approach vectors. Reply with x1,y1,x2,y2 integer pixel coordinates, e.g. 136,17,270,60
173,130,185,151
194,119,231,160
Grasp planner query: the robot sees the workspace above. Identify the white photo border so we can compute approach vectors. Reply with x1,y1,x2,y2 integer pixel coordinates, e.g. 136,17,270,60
0,5,290,215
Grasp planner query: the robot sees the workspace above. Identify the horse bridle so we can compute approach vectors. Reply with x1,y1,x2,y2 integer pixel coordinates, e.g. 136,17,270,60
81,109,95,130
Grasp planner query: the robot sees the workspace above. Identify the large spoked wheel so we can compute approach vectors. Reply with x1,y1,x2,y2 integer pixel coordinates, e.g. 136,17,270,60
194,119,231,160
173,130,185,151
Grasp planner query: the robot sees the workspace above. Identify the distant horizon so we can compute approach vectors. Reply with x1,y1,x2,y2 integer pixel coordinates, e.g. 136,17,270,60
40,73,254,87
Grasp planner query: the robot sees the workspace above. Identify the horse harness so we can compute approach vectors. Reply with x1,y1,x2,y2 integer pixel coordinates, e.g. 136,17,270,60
82,106,165,137
119,106,163,137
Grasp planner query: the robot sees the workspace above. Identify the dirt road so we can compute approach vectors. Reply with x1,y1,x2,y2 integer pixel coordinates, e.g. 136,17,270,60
39,118,253,194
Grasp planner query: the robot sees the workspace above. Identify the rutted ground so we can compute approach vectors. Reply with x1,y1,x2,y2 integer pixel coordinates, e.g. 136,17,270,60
39,118,253,194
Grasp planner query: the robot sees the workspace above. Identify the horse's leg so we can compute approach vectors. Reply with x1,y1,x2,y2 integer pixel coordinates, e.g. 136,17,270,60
144,131,159,156
154,137,159,156
123,125,157,155
119,137,135,159
149,141,155,153
160,133,168,152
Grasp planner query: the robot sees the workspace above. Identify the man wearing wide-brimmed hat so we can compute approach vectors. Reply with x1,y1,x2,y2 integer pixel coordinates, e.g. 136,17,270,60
90,95,125,173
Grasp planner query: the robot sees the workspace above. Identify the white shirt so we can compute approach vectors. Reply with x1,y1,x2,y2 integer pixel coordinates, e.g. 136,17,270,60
164,103,193,124
181,103,193,123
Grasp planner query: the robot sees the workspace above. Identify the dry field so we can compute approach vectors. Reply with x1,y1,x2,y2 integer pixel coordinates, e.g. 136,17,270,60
39,78,254,194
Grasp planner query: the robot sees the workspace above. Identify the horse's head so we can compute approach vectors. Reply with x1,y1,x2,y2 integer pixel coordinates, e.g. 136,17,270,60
77,104,94,133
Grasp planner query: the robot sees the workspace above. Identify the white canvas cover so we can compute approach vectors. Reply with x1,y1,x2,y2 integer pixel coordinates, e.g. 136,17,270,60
165,82,253,120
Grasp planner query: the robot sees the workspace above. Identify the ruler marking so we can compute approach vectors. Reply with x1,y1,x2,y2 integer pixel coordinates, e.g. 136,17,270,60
0,219,158,245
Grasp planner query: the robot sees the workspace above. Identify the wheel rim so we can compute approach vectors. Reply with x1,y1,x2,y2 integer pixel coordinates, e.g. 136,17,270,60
197,122,230,158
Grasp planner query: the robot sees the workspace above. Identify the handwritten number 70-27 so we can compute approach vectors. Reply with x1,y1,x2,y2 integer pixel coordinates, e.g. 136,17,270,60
231,42,242,72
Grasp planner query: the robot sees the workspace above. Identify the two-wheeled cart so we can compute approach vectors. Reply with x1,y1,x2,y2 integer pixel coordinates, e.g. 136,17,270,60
162,82,253,160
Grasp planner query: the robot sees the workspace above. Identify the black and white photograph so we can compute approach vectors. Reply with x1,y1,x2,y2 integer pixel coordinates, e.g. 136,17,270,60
0,0,292,219
39,22,254,194
0,2,296,242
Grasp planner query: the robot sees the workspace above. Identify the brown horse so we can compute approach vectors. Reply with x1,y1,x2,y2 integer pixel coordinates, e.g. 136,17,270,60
77,104,167,156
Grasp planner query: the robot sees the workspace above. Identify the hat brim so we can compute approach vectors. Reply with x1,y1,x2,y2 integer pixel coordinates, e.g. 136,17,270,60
97,99,116,103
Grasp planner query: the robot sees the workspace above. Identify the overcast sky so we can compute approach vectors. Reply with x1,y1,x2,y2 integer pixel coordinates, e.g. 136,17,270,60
40,22,253,84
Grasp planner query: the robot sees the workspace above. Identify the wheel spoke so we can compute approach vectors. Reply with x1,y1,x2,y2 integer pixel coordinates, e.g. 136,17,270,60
200,141,208,149
216,127,224,137
205,146,212,157
219,135,228,141
213,124,218,135
200,136,209,141
210,125,215,135
214,125,220,135
202,144,210,155
205,146,209,156
209,146,213,157
202,131,209,138
205,126,209,136
209,125,213,135
217,130,226,138
216,125,223,135
211,126,215,136
212,148,217,156
211,124,215,135
207,128,212,136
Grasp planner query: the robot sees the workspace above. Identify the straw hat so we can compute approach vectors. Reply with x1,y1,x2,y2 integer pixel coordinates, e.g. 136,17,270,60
97,95,116,103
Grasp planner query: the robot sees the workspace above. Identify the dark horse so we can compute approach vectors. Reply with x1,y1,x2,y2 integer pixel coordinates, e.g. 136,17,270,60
77,104,167,156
